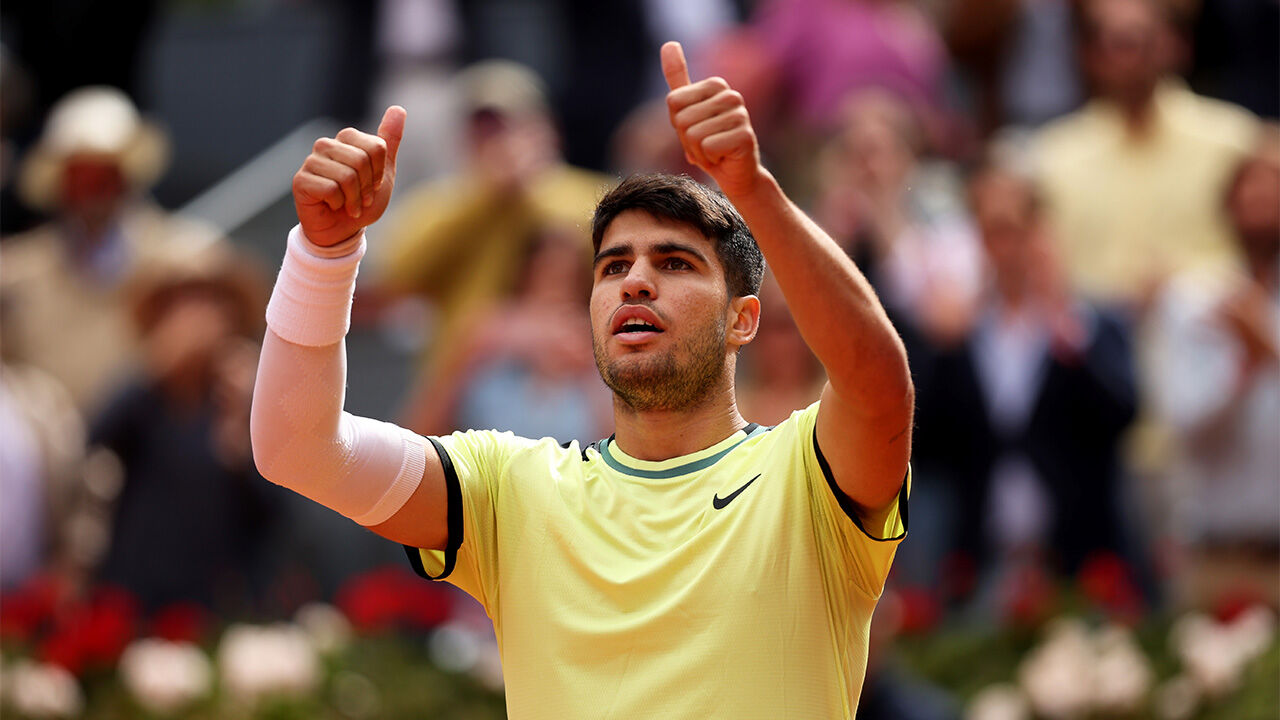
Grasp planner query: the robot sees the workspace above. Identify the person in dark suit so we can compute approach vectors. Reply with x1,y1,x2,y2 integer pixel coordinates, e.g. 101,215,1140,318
913,161,1137,597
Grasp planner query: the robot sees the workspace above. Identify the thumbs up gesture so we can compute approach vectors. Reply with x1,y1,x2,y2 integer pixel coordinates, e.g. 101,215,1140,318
292,106,406,247
662,42,762,199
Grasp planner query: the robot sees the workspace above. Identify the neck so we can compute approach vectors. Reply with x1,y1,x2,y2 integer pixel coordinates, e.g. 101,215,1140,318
994,273,1030,309
610,380,747,461
1248,246,1280,291
64,213,117,248
1108,84,1159,137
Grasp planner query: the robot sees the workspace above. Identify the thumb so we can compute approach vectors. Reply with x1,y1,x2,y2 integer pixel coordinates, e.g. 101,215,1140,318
661,41,692,90
378,105,407,169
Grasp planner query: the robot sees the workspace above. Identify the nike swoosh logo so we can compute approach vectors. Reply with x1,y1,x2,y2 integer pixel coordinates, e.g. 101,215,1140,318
713,474,761,510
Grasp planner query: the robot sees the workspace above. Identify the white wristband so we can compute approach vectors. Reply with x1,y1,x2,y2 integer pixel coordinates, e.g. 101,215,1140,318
265,225,366,347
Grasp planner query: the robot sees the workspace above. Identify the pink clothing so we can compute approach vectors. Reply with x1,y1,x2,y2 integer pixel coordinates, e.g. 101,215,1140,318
754,0,947,129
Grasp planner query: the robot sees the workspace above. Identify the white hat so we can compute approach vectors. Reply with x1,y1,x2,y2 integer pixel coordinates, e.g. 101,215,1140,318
18,86,170,211
456,60,549,119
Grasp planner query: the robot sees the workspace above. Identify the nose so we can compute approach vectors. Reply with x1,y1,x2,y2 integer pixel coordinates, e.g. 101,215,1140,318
619,261,657,301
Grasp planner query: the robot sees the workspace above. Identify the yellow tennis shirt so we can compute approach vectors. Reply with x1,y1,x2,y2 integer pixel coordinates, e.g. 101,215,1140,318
406,402,909,719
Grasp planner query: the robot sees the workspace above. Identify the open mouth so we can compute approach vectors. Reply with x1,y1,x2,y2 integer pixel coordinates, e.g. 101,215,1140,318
615,318,662,335
611,307,666,342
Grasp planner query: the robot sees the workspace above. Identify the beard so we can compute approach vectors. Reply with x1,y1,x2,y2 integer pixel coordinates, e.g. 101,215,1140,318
592,311,728,412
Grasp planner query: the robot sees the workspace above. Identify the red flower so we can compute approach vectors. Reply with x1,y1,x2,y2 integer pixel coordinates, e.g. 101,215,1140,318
1211,589,1266,624
1077,552,1143,623
37,586,138,676
150,602,210,643
895,586,942,634
1001,562,1057,628
0,573,65,641
335,566,453,633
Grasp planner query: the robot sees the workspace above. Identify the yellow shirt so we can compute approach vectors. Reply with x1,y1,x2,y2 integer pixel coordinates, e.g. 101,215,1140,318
1033,81,1258,304
407,402,909,719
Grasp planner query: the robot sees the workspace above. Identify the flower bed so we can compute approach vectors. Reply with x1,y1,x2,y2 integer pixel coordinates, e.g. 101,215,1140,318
2,566,1276,719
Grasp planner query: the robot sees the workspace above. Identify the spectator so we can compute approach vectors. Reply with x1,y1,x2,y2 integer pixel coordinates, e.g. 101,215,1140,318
374,61,610,398
0,347,85,591
809,89,981,592
945,0,1083,135
1031,0,1259,307
1146,129,1280,609
400,224,611,445
736,273,826,427
716,0,948,135
812,88,983,350
90,243,279,613
711,0,951,193
1,86,220,413
913,162,1138,598
609,97,707,181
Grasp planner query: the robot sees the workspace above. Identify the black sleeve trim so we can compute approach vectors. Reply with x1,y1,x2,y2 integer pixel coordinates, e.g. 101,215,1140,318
812,427,909,543
403,436,464,581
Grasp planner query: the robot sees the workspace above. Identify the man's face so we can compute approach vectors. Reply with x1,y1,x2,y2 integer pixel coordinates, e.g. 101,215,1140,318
1228,158,1280,259
971,173,1036,280
60,155,126,229
589,210,735,412
1081,0,1164,104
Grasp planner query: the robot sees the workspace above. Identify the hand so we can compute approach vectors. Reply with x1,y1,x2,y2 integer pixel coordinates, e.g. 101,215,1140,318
1027,225,1087,352
662,41,762,199
293,106,406,246
1217,281,1279,367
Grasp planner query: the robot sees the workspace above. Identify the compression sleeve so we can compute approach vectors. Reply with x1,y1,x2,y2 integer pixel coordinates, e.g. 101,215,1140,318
250,225,426,527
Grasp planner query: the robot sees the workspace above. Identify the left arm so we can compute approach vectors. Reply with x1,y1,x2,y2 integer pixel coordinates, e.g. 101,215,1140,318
663,43,912,515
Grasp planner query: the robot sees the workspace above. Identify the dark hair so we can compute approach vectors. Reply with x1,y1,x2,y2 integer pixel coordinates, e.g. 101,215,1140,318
591,173,764,298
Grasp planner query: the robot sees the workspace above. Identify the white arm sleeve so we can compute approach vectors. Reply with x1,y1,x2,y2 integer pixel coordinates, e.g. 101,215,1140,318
250,226,426,527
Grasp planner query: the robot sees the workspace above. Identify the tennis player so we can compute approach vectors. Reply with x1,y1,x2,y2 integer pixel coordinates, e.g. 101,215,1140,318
251,42,913,718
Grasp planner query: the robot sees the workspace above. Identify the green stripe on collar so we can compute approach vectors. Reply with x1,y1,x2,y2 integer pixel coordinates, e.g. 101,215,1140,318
598,424,768,479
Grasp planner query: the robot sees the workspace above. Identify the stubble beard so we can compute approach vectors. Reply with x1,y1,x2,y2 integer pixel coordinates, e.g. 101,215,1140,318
592,314,728,413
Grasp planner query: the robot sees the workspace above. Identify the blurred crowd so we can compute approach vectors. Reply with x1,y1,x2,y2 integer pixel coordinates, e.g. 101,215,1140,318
0,0,1276,716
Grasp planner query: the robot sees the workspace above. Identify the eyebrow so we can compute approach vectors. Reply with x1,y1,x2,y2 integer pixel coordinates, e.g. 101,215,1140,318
593,244,631,268
592,241,710,268
654,242,709,265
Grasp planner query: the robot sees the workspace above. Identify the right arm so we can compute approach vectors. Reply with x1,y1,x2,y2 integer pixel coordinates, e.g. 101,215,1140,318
249,106,449,550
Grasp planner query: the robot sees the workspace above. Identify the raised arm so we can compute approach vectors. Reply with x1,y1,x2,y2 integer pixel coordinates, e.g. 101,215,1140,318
250,107,450,550
662,43,913,514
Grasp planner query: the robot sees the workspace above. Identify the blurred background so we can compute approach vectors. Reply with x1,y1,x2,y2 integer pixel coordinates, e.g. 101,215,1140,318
0,0,1276,718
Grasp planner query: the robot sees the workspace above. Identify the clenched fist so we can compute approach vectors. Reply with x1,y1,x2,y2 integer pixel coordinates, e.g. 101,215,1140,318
662,42,763,199
293,106,406,247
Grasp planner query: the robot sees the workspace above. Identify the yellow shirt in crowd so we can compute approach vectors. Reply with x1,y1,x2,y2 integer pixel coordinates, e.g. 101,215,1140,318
1033,80,1258,305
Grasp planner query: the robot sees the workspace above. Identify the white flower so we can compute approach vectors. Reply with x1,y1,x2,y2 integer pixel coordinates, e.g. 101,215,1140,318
427,620,504,690
1091,625,1154,713
294,602,353,655
118,638,212,714
217,623,319,703
966,683,1031,720
1225,605,1276,662
1169,612,1213,661
3,660,83,718
429,621,482,673
1169,608,1275,698
1018,620,1094,719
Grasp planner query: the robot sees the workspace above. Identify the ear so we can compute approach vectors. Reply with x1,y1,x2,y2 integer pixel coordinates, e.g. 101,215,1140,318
726,294,761,349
